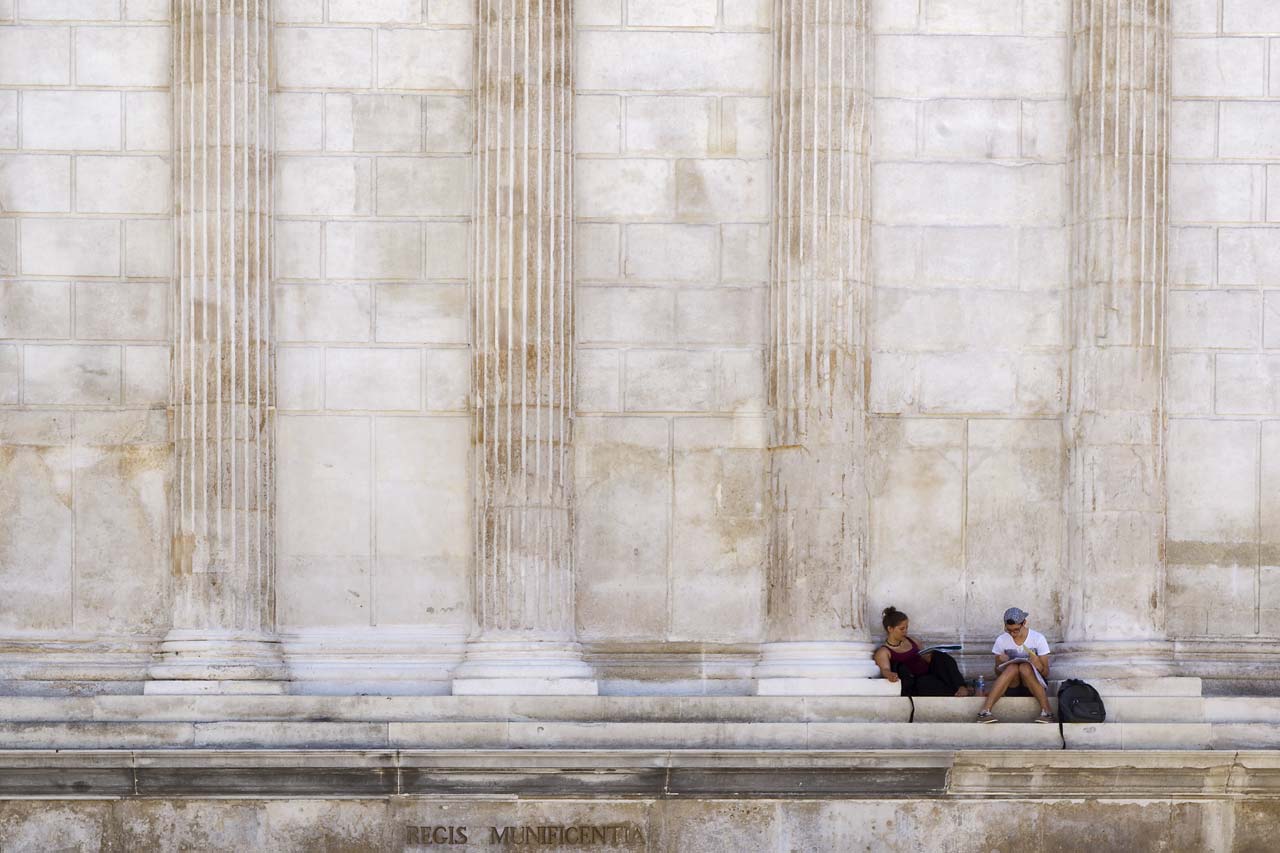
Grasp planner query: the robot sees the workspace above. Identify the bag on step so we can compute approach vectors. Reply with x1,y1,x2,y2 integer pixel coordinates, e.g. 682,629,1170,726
1056,678,1106,723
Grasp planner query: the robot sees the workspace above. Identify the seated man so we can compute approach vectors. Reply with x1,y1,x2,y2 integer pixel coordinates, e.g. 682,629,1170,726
975,607,1055,724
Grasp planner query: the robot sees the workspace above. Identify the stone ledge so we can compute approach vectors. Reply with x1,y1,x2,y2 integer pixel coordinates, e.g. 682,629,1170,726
0,696,1272,752
0,692,1216,724
0,720,1065,750
0,749,1277,799
1,719,1277,750
0,695,917,723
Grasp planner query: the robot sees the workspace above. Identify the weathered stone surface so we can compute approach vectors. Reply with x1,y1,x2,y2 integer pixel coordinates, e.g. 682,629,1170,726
0,749,1275,850
868,418,965,633
154,0,282,690
457,0,593,693
1064,0,1171,655
759,0,878,691
0,0,1276,708
0,440,73,632
575,418,670,641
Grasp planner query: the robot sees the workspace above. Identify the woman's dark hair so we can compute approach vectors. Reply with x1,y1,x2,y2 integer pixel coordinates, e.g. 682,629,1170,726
882,605,908,631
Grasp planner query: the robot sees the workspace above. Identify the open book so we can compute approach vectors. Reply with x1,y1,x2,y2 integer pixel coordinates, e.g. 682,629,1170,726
919,644,962,656
994,644,1050,686
996,648,1041,669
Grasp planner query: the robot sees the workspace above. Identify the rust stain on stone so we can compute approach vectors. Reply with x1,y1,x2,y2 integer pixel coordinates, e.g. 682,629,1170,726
1165,541,1262,567
117,444,167,480
172,533,197,576
678,166,709,220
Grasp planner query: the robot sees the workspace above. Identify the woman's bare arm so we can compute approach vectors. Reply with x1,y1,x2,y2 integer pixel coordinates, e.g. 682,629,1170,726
873,647,898,682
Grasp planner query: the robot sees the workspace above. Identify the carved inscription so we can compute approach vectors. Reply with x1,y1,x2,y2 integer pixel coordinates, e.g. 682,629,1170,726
405,824,644,847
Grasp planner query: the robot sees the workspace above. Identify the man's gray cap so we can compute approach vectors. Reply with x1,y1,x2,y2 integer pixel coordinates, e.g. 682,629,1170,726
1003,607,1028,623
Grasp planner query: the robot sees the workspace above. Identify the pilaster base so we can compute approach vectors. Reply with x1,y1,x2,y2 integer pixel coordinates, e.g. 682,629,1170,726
756,677,901,696
145,679,287,695
452,641,597,696
145,630,287,695
280,626,463,695
754,641,890,696
1052,640,1178,680
0,634,157,695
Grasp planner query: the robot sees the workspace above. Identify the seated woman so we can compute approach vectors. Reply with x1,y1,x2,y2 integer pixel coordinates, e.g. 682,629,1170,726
873,606,971,697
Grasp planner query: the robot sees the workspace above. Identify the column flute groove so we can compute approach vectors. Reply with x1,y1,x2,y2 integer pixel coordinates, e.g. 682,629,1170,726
454,0,595,695
1061,0,1172,676
149,0,283,694
755,0,882,695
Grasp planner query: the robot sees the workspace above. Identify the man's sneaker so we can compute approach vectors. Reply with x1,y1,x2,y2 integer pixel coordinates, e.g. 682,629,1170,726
975,710,998,724
1035,711,1056,724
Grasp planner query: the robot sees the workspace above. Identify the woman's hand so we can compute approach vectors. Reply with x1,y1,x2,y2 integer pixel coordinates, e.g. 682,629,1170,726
882,671,899,683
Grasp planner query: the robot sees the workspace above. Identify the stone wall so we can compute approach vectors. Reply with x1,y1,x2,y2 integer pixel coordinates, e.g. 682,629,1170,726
0,2,172,663
573,2,772,647
868,0,1070,643
1166,0,1280,640
270,0,474,640
0,791,1267,851
0,0,1278,689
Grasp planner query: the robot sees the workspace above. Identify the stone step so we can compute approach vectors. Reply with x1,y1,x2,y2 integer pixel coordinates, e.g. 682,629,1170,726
0,691,1207,725
1062,723,1214,750
1203,697,1280,723
2,719,1272,750
912,696,1206,723
1208,724,1280,749
0,720,1066,750
1062,721,1280,750
1065,677,1202,697
0,695,914,723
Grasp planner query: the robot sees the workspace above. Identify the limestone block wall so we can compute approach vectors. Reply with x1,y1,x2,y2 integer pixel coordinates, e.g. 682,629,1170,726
0,2,172,654
1165,0,1280,639
3,0,1280,689
867,0,1071,642
573,1,774,646
271,1,474,637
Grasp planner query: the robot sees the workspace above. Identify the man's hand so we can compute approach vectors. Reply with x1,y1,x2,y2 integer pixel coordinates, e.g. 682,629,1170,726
1028,649,1047,676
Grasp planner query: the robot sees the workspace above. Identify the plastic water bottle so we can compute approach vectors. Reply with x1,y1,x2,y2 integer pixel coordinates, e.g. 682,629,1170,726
976,676,986,697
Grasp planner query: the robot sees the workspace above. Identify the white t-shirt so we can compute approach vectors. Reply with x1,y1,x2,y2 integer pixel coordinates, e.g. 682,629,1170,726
991,629,1051,660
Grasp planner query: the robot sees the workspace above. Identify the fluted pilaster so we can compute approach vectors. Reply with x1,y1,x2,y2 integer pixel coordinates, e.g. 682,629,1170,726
149,0,283,692
756,0,882,694
1063,0,1171,671
454,0,593,694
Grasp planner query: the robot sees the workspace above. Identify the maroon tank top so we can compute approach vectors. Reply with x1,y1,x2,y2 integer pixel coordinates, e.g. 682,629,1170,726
885,640,929,676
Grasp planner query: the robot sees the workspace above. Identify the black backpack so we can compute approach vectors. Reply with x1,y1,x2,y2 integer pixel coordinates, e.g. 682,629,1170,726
1057,679,1106,723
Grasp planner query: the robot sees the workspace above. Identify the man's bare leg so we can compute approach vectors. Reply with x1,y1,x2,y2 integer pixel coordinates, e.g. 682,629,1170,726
1018,662,1051,714
979,665,1022,714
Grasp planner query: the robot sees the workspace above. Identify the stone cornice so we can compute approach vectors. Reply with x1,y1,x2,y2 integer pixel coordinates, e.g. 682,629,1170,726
0,749,1276,799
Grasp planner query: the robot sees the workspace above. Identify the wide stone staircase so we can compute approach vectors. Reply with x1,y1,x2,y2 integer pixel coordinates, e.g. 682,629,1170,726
1,677,1279,752
4,679,1280,845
